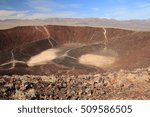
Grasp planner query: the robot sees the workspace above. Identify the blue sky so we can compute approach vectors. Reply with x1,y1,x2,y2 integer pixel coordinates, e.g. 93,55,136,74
0,0,150,20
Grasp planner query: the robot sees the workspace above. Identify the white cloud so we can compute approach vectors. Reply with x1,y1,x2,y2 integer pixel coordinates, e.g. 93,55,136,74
0,10,25,16
0,0,81,20
0,10,79,20
91,8,100,12
103,2,150,20
0,0,80,20
26,0,80,12
26,12,78,19
135,1,150,8
0,10,29,20
1,0,150,20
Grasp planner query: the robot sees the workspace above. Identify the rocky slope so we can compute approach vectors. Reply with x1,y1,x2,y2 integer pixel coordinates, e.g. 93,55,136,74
0,67,150,100
0,25,150,75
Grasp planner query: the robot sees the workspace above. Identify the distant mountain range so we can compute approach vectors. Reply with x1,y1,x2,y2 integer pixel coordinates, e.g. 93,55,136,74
0,18,150,31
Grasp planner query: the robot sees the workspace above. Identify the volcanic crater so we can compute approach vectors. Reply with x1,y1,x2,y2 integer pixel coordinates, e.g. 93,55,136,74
0,25,150,75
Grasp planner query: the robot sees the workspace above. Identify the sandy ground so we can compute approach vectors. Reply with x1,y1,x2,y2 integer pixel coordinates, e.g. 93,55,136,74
27,47,116,69
27,49,59,67
79,54,116,68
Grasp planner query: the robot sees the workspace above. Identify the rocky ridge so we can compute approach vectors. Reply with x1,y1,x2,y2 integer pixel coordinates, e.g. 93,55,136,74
0,67,150,100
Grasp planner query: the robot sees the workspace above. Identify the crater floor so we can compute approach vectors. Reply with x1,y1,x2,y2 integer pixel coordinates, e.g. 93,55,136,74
0,25,150,75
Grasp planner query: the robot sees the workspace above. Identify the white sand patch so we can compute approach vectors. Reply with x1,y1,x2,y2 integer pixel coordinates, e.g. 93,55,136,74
27,49,59,67
79,54,116,68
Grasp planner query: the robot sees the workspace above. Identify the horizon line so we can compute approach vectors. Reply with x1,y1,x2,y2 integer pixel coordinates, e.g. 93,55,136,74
0,17,150,21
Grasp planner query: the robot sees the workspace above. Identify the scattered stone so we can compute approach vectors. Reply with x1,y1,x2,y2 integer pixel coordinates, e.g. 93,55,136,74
0,67,150,99
13,90,26,100
41,75,56,83
0,79,5,84
26,89,35,98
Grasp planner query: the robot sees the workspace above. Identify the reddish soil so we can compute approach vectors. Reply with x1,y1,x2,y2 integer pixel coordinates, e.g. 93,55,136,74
0,25,150,100
0,25,150,75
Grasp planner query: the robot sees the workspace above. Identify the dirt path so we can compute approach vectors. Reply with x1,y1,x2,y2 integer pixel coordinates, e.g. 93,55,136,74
60,48,78,60
35,26,44,34
43,26,54,48
102,27,108,49
11,49,15,68
35,26,54,48
0,49,26,69
89,33,95,41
